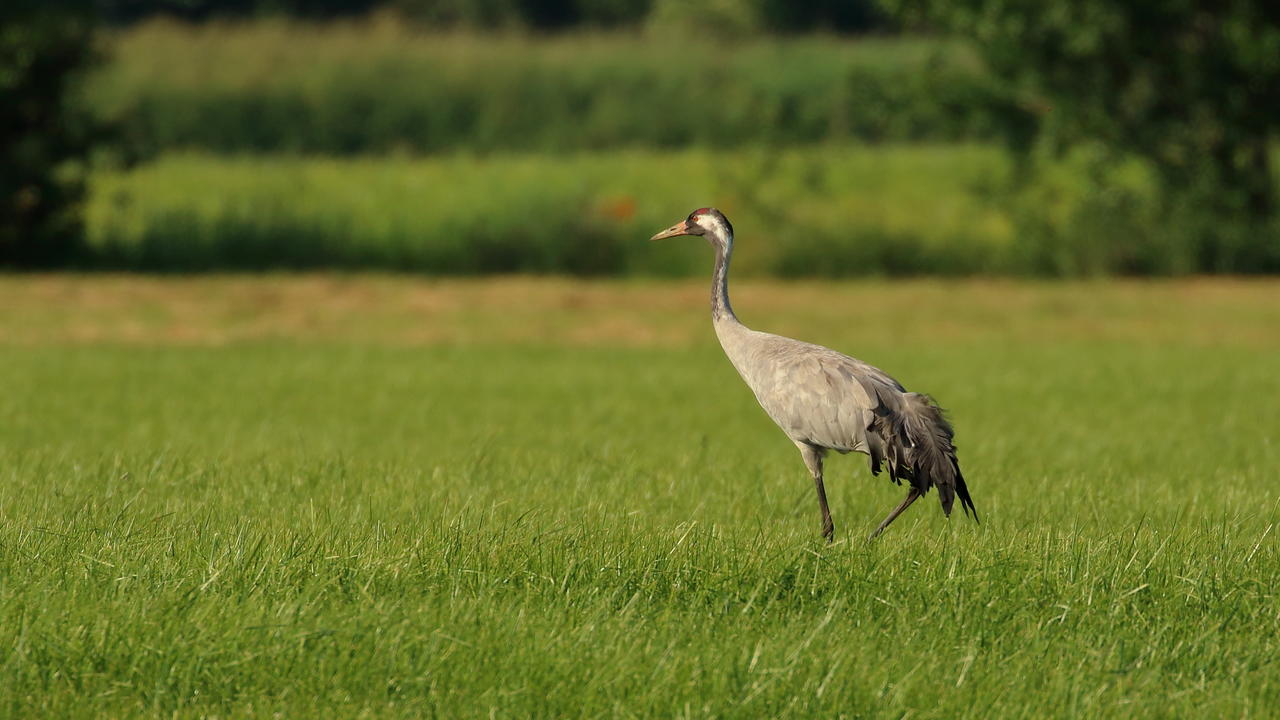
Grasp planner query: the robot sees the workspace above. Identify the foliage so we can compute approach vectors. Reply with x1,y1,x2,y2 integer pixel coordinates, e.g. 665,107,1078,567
94,0,890,32
646,0,765,37
2,277,1279,716
88,20,1015,156
886,0,1280,273
0,1,101,266
84,147,1014,275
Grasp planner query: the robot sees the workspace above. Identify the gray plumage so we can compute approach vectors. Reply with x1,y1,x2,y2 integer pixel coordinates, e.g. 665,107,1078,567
651,208,977,541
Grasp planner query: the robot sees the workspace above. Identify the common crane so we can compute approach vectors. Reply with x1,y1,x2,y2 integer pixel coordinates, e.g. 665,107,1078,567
651,208,978,541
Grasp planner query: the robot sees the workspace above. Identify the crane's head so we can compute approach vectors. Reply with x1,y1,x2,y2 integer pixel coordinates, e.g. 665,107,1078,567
650,208,733,244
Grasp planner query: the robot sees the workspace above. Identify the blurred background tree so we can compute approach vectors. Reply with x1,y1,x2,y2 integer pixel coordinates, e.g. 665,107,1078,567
1,1,101,266
93,0,890,31
886,0,1280,273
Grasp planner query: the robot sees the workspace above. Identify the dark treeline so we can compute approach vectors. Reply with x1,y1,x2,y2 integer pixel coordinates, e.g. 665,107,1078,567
94,0,890,32
1,1,101,266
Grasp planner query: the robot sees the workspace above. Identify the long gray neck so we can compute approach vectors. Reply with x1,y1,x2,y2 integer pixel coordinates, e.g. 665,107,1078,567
710,231,738,323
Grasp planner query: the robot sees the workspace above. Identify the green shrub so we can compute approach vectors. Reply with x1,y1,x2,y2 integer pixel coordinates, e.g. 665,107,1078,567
89,19,1018,157
1002,143,1280,276
888,0,1280,275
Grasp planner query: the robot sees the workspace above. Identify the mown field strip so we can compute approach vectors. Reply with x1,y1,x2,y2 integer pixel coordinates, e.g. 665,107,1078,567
3,275,1277,347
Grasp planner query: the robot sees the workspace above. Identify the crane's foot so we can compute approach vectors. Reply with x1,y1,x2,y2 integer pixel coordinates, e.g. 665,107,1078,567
821,519,834,544
868,488,921,541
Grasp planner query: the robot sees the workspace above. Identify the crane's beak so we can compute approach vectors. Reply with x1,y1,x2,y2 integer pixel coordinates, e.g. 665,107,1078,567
650,220,691,241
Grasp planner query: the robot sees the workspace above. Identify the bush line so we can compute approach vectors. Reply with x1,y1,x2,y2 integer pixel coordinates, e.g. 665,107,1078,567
91,21,1022,157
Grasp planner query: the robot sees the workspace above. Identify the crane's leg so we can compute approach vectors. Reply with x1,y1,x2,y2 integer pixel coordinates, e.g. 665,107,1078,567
868,488,920,541
797,443,834,543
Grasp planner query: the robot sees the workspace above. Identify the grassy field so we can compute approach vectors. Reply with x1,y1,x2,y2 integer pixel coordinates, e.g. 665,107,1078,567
2,275,1279,717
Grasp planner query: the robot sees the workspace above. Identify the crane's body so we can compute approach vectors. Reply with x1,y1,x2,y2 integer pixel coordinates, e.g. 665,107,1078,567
716,320,901,456
652,208,977,541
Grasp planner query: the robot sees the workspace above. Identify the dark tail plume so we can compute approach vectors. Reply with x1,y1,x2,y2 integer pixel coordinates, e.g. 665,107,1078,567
897,392,977,521
953,464,978,521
